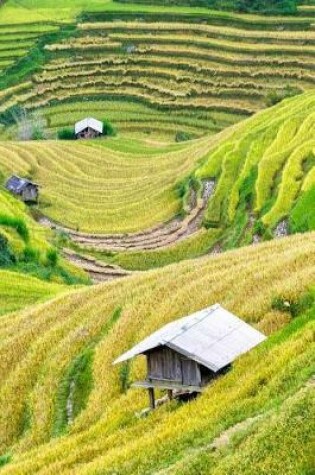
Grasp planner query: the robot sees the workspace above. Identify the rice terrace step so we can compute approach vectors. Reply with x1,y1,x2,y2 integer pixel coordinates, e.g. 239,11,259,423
0,0,314,473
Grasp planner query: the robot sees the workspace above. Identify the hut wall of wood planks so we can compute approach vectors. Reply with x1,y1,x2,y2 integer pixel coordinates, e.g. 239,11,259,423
114,304,266,409
5,176,39,203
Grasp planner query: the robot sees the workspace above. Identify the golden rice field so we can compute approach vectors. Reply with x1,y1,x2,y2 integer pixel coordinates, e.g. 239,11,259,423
0,1,314,473
0,232,314,474
0,91,313,241
0,270,67,315
0,4,315,139
0,134,218,233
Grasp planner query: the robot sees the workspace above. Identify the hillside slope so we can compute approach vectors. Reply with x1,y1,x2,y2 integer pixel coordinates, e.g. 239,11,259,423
0,187,89,284
0,269,68,316
197,90,315,233
0,92,313,242
0,1,315,140
0,136,216,233
0,232,314,474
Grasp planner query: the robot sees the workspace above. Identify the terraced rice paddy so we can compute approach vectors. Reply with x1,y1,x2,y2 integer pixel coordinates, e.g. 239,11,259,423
0,270,67,315
0,232,314,474
0,1,314,473
0,6,315,139
0,187,89,284
0,23,60,75
0,188,51,259
0,135,218,233
198,90,315,230
1,92,313,246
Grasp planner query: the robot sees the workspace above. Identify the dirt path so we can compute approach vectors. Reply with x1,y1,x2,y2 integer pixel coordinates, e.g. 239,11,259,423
63,249,133,284
39,179,216,252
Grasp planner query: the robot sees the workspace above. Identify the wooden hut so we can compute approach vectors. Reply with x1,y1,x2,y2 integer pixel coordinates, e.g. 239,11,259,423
114,304,266,408
75,118,103,139
5,175,39,203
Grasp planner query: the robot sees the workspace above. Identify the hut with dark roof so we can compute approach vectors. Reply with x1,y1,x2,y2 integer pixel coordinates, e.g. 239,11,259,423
5,176,39,203
114,304,266,408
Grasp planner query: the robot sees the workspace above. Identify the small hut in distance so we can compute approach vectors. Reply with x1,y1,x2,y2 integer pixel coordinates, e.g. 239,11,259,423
75,118,103,139
5,175,39,203
114,304,266,409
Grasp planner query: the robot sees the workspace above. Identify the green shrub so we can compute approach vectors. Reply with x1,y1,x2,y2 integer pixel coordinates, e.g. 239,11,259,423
272,292,314,318
31,127,45,141
102,119,116,137
0,234,16,267
23,245,39,263
175,131,194,142
46,248,59,267
57,127,75,140
253,220,266,237
0,453,12,467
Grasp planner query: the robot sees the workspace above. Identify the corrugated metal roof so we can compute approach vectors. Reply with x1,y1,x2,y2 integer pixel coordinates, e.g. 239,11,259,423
113,304,266,372
5,175,37,193
75,117,103,134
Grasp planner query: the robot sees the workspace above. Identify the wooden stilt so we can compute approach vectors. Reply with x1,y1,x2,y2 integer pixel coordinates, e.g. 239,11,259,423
148,387,155,409
167,389,173,401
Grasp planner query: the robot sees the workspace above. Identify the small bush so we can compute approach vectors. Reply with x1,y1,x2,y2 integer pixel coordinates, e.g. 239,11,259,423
57,127,75,140
31,127,45,140
0,234,16,267
175,131,194,142
23,245,39,263
253,220,266,237
176,176,190,199
102,119,116,137
0,453,12,467
272,293,314,318
46,248,59,267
